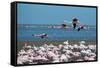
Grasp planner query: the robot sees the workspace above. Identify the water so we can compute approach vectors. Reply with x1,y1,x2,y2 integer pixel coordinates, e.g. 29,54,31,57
17,25,96,41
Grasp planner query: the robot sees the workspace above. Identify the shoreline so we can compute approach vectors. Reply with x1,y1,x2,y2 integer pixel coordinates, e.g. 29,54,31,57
17,40,96,51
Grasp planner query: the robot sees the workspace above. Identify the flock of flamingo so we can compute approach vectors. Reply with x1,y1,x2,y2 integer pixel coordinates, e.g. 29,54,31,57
17,40,96,64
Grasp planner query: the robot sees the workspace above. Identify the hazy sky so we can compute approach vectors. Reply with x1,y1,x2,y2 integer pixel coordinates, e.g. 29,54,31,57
17,3,96,25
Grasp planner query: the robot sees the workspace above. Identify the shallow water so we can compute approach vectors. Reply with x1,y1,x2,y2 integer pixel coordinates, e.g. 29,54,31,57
17,25,96,41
